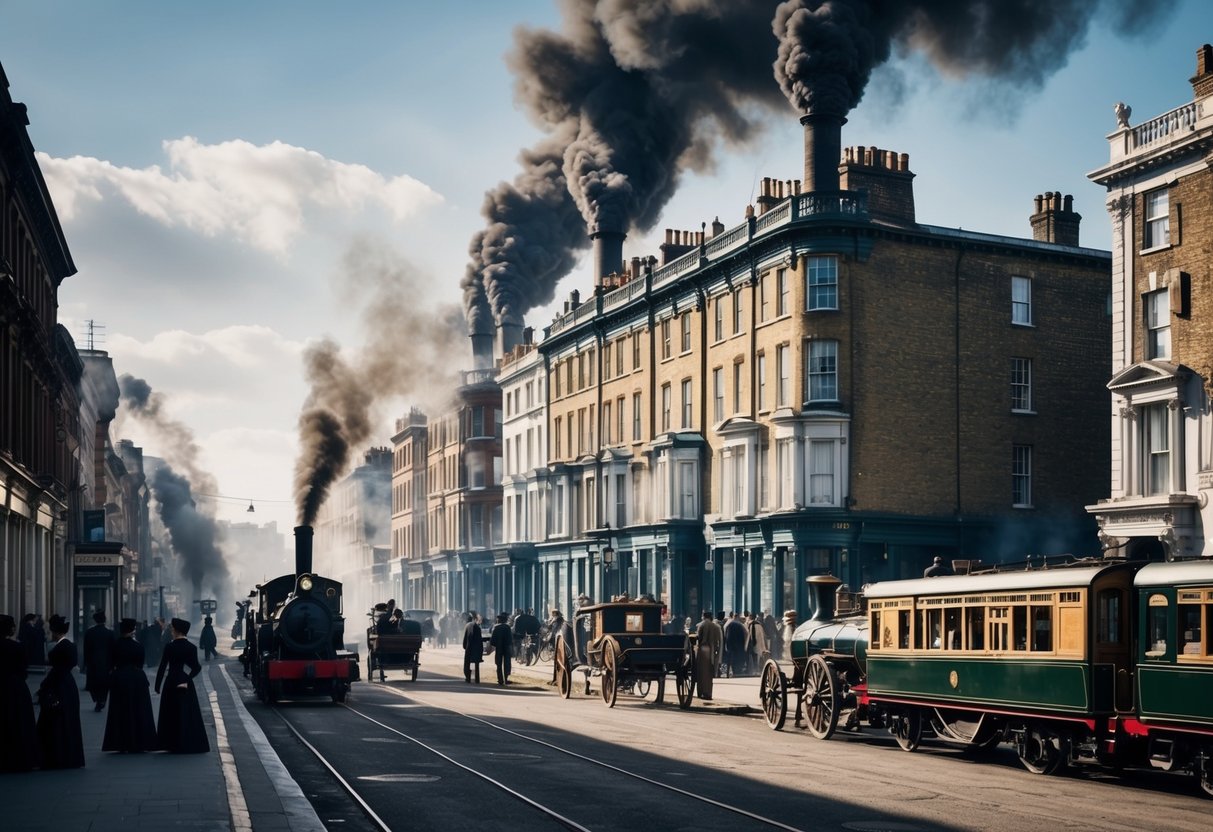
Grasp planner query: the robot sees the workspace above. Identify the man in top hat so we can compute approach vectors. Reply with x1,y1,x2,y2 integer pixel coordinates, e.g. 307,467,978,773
489,613,513,686
82,611,116,712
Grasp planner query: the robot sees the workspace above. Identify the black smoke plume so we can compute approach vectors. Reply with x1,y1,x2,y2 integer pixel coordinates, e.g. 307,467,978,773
464,0,1171,328
150,464,229,603
294,239,464,526
118,374,230,606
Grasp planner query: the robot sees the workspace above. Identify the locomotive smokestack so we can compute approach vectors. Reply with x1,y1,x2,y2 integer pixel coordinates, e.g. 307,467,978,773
294,525,314,577
800,110,846,193
591,226,626,285
806,574,842,621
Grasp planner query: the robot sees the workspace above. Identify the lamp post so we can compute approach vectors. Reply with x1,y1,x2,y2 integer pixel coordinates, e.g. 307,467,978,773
602,544,615,600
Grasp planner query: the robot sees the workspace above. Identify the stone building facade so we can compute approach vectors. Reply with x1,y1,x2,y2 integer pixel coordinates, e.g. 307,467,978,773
1087,44,1213,560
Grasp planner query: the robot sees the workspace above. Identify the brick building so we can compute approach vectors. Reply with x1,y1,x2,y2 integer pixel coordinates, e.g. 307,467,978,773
1087,44,1213,560
529,118,1112,620
0,62,80,619
390,408,428,604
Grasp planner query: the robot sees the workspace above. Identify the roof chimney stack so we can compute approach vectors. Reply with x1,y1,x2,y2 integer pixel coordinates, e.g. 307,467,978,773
800,110,846,193
591,225,626,286
1030,191,1082,247
1192,43,1213,98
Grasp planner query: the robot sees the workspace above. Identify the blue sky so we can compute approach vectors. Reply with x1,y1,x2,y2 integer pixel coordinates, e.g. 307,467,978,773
1,1,1208,563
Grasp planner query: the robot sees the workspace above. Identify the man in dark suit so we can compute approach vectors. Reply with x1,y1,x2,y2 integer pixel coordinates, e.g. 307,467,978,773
489,613,513,686
462,612,483,684
723,612,747,677
82,611,116,712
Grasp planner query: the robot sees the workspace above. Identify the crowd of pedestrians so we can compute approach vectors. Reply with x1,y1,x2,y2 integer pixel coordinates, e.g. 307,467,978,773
0,610,211,774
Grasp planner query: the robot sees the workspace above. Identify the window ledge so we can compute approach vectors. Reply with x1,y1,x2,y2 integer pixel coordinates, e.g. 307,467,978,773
1011,321,1035,328
806,306,840,313
1012,409,1037,416
1140,243,1172,256
1012,503,1034,510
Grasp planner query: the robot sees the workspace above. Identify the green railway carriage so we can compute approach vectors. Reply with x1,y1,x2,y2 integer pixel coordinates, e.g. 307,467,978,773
1131,560,1213,795
862,561,1138,772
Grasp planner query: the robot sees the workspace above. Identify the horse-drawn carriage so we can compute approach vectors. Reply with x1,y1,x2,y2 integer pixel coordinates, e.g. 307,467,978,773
365,607,432,682
553,598,694,708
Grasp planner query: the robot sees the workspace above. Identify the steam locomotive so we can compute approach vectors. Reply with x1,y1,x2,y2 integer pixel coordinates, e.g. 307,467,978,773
760,558,1213,797
245,525,360,703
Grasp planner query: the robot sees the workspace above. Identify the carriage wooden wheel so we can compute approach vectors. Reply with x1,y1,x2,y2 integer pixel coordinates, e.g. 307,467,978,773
600,639,619,708
555,634,572,699
759,659,788,730
801,655,839,739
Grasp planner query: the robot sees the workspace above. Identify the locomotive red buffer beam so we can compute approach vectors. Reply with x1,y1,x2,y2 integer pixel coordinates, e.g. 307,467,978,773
266,659,353,681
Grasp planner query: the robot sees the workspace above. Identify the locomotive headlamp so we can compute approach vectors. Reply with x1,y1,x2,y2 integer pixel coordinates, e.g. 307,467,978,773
299,575,314,591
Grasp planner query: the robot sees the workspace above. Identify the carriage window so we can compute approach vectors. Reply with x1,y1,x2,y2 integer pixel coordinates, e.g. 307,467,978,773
944,609,961,650
990,607,1009,651
1146,594,1169,658
625,613,643,633
871,611,882,650
1012,606,1028,650
1031,606,1053,652
1179,604,1202,656
966,607,985,650
924,608,942,649
898,610,911,649
1097,590,1122,643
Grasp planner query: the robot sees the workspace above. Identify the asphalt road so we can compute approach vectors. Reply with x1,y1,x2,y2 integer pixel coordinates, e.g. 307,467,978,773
233,647,1213,832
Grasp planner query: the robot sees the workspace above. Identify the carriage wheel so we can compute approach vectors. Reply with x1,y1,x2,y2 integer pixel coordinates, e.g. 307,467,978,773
759,660,788,731
1018,727,1064,775
801,655,840,740
555,636,572,699
890,709,923,752
675,669,693,710
601,641,619,708
636,679,652,698
1197,746,1213,798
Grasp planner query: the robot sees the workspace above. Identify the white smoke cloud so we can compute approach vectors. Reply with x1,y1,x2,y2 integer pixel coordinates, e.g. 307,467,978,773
37,137,442,256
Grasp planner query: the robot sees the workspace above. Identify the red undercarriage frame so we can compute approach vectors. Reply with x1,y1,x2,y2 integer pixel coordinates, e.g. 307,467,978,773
266,659,354,681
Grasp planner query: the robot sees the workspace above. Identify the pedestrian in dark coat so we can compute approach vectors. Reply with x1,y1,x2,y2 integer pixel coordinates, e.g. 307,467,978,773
102,619,157,753
694,612,722,701
462,613,483,684
82,611,116,712
36,615,85,769
0,614,39,772
723,613,747,676
199,617,218,661
155,618,209,754
140,619,163,668
489,613,513,686
18,613,45,668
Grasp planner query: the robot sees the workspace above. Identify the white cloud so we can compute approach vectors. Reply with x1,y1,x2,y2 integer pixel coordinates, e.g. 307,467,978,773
37,137,443,256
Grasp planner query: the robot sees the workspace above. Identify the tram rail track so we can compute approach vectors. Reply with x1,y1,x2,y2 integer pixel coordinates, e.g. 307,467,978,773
267,681,807,832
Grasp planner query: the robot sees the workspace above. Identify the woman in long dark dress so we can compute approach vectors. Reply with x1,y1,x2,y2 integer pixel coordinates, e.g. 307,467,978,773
0,614,39,772
36,615,85,769
102,618,157,753
154,618,209,754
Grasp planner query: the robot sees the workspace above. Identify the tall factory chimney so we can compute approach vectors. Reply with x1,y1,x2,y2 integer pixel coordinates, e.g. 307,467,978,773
497,314,524,360
591,225,627,285
800,110,846,193
294,525,314,577
470,319,494,370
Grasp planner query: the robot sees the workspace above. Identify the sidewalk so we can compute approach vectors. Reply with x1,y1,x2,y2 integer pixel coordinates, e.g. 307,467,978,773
0,645,320,832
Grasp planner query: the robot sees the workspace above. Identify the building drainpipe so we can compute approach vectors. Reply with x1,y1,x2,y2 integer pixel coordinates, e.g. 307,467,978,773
954,245,966,538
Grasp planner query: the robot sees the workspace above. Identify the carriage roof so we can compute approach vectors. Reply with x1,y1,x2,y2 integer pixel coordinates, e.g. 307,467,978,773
863,561,1129,600
1135,559,1213,588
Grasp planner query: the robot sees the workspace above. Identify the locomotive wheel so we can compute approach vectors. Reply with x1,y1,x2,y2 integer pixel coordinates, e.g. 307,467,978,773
1018,728,1064,775
801,655,840,740
601,641,619,708
890,709,923,751
555,636,572,699
759,660,788,731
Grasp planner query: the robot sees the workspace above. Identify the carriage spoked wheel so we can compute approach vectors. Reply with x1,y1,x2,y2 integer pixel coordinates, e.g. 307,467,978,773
1018,727,1064,775
635,679,652,698
600,640,619,708
889,708,923,752
759,659,788,731
555,635,572,699
800,655,840,739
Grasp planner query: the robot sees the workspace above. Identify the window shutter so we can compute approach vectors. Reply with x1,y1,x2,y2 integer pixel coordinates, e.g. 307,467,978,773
1166,269,1189,317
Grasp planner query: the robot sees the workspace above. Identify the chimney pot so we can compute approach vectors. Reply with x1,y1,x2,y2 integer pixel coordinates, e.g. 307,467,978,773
1034,194,1043,213
800,110,846,193
1063,194,1073,212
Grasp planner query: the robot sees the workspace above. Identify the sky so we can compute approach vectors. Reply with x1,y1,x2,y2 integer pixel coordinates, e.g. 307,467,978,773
2,1,1209,571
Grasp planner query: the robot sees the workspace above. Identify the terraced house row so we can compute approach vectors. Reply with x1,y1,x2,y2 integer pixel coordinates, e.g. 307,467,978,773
392,107,1115,622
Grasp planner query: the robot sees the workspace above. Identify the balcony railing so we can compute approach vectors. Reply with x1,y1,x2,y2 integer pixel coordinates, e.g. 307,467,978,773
1132,101,1200,150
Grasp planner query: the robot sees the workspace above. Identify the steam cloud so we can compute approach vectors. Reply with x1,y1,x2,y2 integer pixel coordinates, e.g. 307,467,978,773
118,374,230,604
294,240,465,526
464,0,1171,328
